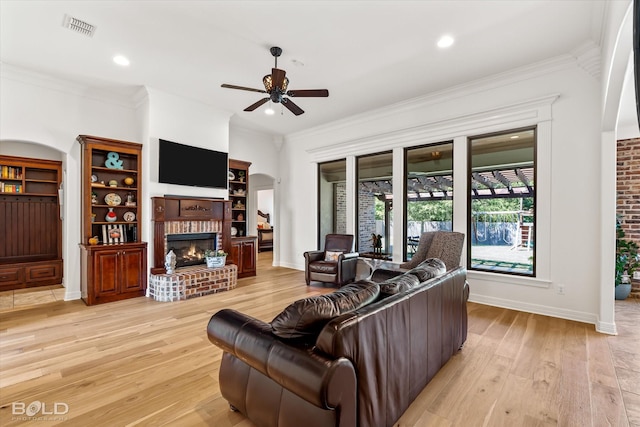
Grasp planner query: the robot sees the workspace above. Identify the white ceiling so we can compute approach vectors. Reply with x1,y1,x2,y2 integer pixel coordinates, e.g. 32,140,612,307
0,0,634,136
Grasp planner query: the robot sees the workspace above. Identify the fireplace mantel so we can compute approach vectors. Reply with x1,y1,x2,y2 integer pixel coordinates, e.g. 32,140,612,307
151,196,232,274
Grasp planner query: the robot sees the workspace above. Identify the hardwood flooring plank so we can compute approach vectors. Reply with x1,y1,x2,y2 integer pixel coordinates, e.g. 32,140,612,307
622,390,640,427
591,382,629,427
558,357,592,427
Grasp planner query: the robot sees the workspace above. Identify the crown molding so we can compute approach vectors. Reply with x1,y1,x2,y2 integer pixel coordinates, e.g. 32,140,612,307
1,62,139,108
306,94,559,163
572,41,601,79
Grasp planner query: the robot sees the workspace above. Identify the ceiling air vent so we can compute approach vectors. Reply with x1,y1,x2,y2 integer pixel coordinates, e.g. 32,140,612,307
62,14,96,37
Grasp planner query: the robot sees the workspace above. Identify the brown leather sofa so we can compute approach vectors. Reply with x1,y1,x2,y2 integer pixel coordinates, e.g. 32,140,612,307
207,260,468,427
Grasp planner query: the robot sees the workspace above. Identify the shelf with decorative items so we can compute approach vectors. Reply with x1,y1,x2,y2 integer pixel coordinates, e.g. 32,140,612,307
78,135,147,305
82,138,141,246
228,158,251,238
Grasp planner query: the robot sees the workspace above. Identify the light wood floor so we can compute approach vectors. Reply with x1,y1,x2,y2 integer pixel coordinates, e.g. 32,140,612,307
0,252,638,426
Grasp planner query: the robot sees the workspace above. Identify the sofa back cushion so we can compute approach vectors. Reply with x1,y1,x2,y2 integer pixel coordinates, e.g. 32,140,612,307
271,280,380,340
406,258,447,282
379,273,420,296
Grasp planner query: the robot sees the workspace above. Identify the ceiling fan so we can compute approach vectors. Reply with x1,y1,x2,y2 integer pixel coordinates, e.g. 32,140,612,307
221,46,329,116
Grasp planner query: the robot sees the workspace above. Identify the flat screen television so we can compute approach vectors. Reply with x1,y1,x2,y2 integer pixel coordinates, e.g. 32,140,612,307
158,138,228,189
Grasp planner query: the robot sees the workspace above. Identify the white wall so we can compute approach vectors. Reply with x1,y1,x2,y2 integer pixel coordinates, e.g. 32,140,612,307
257,189,274,219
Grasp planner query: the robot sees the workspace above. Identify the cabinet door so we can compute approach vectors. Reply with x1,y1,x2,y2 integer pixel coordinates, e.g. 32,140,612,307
120,248,145,293
240,241,256,275
93,249,120,298
229,242,241,269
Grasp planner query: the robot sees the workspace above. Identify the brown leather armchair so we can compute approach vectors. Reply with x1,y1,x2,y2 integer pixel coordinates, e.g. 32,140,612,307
304,234,359,286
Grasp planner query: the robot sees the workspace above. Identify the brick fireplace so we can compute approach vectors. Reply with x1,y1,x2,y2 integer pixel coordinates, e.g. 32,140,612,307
151,196,232,274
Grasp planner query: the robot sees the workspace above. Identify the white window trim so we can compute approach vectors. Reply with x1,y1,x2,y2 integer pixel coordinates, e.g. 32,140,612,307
309,94,558,285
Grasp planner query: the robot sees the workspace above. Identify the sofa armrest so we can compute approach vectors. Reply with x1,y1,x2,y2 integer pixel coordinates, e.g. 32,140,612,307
207,309,357,410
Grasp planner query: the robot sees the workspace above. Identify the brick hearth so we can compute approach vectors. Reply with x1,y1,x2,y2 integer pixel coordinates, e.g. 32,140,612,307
147,264,237,302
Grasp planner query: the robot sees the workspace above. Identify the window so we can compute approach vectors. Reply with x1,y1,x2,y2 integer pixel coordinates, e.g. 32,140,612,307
468,128,536,276
356,151,393,258
318,159,346,246
405,142,453,261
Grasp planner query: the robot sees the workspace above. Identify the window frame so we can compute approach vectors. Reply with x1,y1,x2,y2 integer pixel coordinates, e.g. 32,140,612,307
355,150,393,254
466,126,538,277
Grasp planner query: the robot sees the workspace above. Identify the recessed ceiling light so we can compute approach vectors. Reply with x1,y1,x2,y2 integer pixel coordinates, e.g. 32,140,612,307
437,35,454,49
113,55,130,66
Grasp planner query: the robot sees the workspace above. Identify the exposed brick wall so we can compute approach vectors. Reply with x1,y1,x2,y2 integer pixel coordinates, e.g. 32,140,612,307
335,182,347,234
616,137,640,292
358,186,376,252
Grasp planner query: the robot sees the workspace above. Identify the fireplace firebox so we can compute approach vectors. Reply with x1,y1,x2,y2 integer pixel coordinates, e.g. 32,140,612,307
166,232,218,268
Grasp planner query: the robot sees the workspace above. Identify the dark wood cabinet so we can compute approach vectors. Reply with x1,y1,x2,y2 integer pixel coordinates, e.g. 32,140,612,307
0,155,63,290
80,243,147,305
230,236,256,278
77,135,147,305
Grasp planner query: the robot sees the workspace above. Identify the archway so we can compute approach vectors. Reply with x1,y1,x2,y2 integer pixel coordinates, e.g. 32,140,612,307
249,173,276,265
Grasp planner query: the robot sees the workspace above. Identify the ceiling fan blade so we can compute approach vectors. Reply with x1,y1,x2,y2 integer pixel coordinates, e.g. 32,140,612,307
282,98,304,116
244,98,270,112
222,84,267,94
286,89,329,97
271,68,287,89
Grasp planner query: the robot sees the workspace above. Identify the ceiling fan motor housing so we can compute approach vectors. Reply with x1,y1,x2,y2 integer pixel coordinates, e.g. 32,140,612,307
270,91,282,103
270,46,282,57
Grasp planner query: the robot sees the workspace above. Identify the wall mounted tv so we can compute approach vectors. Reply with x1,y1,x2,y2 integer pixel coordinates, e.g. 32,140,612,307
158,138,228,189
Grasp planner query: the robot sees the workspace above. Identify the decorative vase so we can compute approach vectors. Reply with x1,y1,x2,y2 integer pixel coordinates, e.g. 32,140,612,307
165,250,177,274
105,207,117,222
615,283,632,300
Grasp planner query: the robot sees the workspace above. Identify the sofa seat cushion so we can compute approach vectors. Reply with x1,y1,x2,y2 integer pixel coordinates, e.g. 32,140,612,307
407,258,446,282
271,280,380,340
308,260,338,274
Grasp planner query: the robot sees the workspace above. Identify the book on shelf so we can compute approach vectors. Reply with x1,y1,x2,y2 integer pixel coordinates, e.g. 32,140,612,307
0,182,23,193
0,165,23,180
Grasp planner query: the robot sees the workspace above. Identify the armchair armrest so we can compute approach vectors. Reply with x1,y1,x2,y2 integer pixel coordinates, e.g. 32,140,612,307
304,250,325,263
207,309,356,410
340,252,359,260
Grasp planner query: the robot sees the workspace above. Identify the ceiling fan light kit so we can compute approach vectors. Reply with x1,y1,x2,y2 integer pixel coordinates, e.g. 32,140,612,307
222,46,328,116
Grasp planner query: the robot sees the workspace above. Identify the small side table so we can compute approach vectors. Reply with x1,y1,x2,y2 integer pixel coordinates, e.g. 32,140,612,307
356,257,400,281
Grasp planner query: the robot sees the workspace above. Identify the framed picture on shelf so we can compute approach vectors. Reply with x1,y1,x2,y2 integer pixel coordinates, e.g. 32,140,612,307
102,224,126,244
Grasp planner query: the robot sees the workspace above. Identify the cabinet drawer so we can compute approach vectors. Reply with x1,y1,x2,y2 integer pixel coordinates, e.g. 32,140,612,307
26,261,62,284
0,266,24,286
